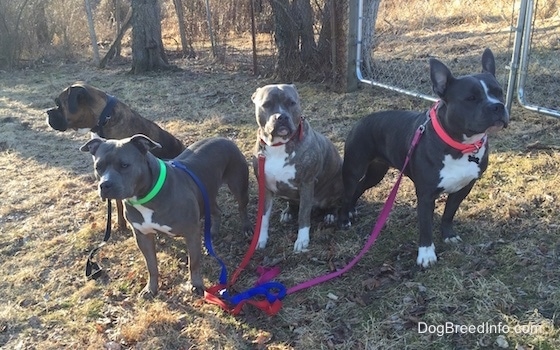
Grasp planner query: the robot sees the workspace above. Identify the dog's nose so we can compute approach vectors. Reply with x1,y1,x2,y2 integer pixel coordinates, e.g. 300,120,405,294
99,181,114,193
490,103,505,113
275,114,289,122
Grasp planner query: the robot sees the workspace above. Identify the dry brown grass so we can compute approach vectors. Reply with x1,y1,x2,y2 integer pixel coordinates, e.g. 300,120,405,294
1,2,560,349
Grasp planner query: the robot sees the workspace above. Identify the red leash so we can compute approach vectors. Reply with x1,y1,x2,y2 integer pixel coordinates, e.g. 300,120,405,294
204,119,427,316
204,154,270,314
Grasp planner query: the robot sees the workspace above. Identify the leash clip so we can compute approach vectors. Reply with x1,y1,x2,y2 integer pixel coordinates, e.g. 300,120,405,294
418,116,430,134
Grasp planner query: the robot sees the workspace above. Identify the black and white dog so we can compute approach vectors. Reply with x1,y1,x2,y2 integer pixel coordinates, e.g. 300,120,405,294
339,49,509,267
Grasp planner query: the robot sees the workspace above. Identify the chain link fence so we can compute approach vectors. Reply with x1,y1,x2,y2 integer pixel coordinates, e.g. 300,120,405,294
514,0,560,116
359,0,560,118
360,0,519,101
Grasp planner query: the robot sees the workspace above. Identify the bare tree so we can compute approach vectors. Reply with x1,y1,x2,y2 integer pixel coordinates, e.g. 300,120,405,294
130,0,174,73
270,0,333,81
84,0,100,65
100,7,132,68
172,0,196,58
361,0,380,77
204,0,217,58
270,0,300,80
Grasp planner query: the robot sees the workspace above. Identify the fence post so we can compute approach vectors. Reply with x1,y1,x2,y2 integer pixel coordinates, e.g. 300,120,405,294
330,0,358,92
345,0,359,92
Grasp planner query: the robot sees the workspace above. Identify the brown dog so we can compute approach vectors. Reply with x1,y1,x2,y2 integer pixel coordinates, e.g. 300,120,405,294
46,81,185,229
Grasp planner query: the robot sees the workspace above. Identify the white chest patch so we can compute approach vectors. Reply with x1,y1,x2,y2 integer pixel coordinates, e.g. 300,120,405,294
129,204,174,236
262,145,297,192
438,143,486,193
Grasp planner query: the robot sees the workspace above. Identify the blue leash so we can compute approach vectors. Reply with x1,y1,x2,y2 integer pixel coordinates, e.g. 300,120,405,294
170,161,228,285
171,160,286,306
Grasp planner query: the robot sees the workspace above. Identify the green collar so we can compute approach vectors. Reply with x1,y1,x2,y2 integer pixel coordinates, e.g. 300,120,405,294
126,158,167,206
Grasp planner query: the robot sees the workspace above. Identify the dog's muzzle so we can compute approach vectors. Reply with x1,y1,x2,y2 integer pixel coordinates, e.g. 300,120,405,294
268,114,294,137
46,108,68,131
98,180,119,200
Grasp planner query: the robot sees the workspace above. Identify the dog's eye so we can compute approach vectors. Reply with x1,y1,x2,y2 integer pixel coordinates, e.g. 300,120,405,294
94,162,104,172
466,95,477,101
55,98,61,107
262,101,272,109
120,162,129,169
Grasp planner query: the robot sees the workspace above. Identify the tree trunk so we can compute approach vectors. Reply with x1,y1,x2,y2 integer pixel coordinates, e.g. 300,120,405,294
362,0,380,77
130,0,173,73
250,0,258,75
204,0,217,58
295,0,316,72
316,0,333,80
34,1,50,44
84,0,100,65
99,7,132,68
173,0,196,58
271,0,300,80
113,0,123,58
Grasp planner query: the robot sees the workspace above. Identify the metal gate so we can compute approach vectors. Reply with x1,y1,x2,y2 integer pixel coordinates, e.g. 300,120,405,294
357,0,560,118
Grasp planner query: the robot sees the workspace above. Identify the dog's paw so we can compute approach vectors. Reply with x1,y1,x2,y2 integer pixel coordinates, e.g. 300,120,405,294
444,235,462,244
279,210,294,223
293,239,309,253
256,229,269,249
338,219,352,230
257,240,267,249
323,213,336,225
293,227,310,253
242,224,254,238
191,285,204,296
416,244,437,268
138,286,157,300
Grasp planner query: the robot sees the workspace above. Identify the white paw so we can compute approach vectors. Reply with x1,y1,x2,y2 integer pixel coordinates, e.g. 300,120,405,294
416,244,437,267
293,227,310,253
280,210,293,223
323,213,336,225
257,238,268,249
258,210,271,249
444,236,462,244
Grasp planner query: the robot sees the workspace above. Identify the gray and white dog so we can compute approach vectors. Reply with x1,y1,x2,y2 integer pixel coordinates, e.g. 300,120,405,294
252,84,343,252
81,135,252,297
339,49,509,267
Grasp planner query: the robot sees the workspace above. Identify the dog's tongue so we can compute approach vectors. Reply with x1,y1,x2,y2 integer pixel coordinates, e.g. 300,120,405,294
276,127,289,136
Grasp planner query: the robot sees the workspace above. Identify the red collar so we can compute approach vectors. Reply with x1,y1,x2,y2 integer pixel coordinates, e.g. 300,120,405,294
429,103,486,154
260,119,304,147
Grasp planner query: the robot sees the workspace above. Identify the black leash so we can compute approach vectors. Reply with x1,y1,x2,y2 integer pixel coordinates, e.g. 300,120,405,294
85,199,112,279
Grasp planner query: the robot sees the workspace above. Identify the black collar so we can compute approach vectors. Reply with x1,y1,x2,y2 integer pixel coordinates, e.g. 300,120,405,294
91,95,117,138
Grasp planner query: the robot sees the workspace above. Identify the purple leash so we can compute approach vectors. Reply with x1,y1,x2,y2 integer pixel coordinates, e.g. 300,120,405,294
286,121,427,295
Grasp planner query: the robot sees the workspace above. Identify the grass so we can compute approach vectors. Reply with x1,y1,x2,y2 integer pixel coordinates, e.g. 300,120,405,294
1,7,560,350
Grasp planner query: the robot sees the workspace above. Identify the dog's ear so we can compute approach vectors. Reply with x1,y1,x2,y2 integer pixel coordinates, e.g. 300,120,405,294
287,84,300,100
68,84,92,114
251,87,261,103
481,48,496,77
80,138,104,155
430,58,454,98
129,134,162,154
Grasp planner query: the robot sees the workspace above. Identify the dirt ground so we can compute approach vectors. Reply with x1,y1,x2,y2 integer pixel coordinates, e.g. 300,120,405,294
1,46,560,350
